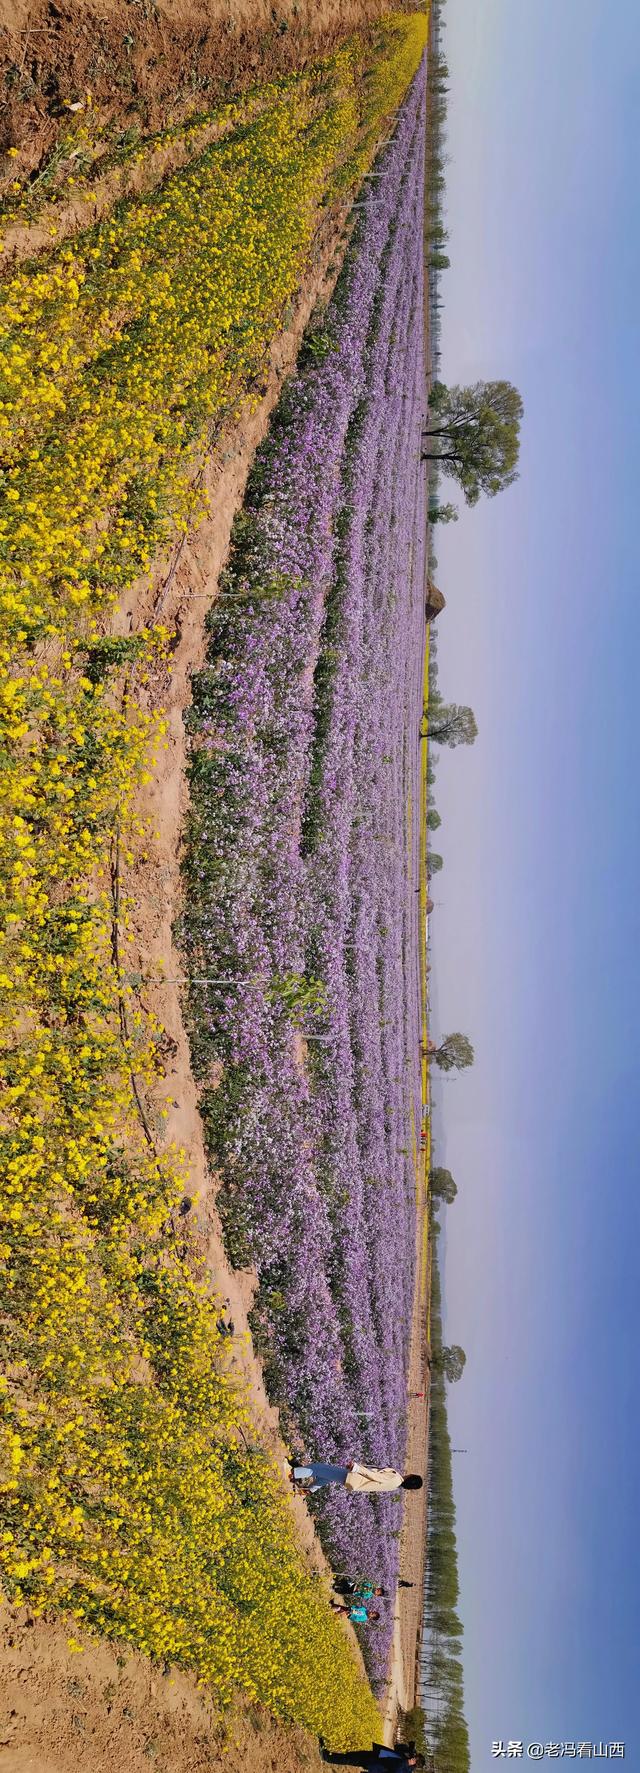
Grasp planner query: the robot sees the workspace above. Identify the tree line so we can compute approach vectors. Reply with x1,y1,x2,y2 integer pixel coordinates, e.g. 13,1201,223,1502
418,13,472,1763
418,1249,470,1773
425,13,450,378
424,642,475,1083
425,627,478,877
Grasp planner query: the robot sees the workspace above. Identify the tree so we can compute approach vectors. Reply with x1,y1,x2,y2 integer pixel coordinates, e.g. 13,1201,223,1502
422,379,523,505
429,501,459,524
427,808,441,830
432,1033,474,1073
429,702,478,749
430,1166,457,1204
435,1345,467,1384
403,1707,428,1756
427,852,443,876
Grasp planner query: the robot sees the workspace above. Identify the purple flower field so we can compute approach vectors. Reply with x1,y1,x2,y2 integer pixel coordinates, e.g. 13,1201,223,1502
183,63,427,1689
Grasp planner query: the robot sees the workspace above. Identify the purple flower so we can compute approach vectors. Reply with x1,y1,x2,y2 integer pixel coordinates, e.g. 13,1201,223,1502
183,61,428,1690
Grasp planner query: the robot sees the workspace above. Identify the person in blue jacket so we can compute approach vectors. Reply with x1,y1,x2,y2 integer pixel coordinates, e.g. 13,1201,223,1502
330,1600,381,1625
334,1578,387,1603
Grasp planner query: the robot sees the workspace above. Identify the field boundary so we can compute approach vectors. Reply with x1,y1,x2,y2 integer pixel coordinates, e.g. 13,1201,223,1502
382,574,433,1744
383,17,436,1715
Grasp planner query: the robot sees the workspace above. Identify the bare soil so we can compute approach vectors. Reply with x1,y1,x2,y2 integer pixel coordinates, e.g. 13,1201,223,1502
382,1208,431,1734
0,0,421,185
0,1608,325,1773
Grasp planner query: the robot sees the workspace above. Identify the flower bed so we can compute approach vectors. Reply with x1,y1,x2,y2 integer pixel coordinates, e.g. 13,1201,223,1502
183,60,427,1688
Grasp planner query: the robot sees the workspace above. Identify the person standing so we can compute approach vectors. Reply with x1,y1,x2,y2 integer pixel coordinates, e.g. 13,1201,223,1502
334,1578,386,1602
330,1601,381,1625
287,1459,423,1495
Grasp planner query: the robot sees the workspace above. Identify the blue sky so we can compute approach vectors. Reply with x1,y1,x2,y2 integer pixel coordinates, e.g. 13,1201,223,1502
429,0,640,1762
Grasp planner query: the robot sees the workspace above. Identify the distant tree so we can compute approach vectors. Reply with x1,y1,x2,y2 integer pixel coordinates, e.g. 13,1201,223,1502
422,379,523,505
427,852,443,876
434,1345,467,1384
429,701,478,749
430,251,451,270
429,501,459,524
427,808,442,830
430,1165,457,1204
403,1708,428,1756
432,1032,474,1073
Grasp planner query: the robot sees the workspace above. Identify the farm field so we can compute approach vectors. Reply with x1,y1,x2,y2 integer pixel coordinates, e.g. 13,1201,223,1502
0,1,424,201
183,61,427,1691
0,2,432,1761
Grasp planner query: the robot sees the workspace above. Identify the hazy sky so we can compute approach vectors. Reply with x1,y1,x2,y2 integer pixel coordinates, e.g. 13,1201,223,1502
429,0,640,1763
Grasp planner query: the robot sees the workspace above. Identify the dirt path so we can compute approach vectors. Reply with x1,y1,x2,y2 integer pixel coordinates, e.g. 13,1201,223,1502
382,627,433,1741
381,1178,431,1736
0,1609,325,1773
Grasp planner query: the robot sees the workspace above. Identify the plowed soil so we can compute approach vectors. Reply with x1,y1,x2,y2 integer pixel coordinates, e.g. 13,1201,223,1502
0,1609,325,1773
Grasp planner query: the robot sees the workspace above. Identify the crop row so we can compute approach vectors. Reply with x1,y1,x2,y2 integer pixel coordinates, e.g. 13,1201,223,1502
183,60,427,1689
0,15,427,642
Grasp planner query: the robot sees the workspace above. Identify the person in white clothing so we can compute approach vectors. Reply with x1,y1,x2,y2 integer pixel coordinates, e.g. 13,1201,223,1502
288,1459,423,1495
